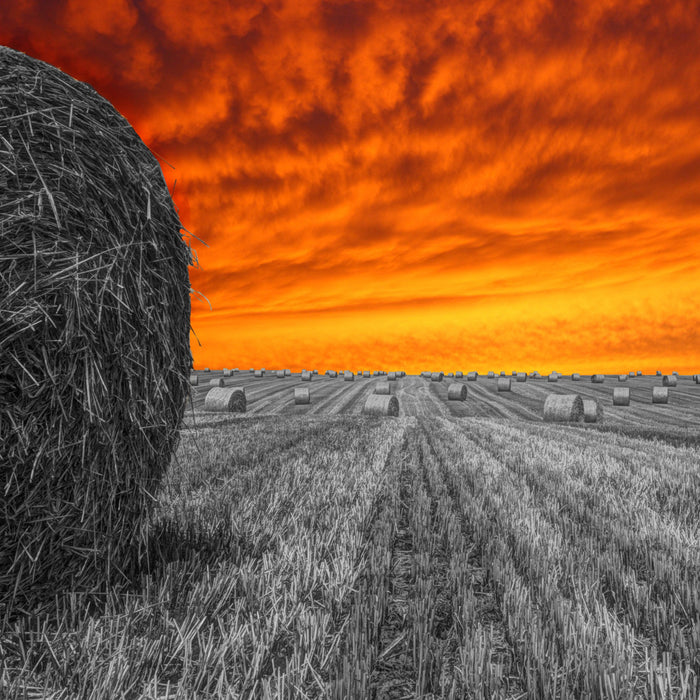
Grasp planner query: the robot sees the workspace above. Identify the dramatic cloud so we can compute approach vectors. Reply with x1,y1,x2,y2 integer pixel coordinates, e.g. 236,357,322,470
3,0,699,371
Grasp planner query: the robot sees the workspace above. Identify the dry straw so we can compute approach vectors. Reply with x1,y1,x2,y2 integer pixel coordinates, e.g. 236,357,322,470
254,370,264,378
362,394,399,417
284,369,291,376
516,373,527,382
500,371,506,377
301,370,312,381
637,371,642,376
209,377,225,387
628,371,635,377
656,370,662,376
652,387,669,404
0,46,195,620
374,382,394,395
189,375,199,386
467,372,478,381
662,375,677,387
613,387,630,406
447,383,467,401
327,370,337,378
455,371,463,378
362,370,370,378
543,394,584,422
497,378,511,392
571,373,581,381
204,387,246,412
344,370,355,381
583,399,603,423
223,368,234,377
548,373,558,382
276,370,286,378
388,372,398,381
203,367,210,372
488,371,495,378
618,375,628,382
431,372,443,382
294,387,310,405
591,374,605,383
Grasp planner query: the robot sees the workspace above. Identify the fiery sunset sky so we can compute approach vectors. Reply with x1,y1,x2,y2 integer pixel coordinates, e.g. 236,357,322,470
3,0,700,373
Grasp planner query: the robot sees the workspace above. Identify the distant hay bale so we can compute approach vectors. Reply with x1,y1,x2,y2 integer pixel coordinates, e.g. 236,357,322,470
344,371,354,381
301,370,312,381
455,371,463,378
582,399,603,423
189,374,199,386
447,383,467,401
628,371,635,377
204,387,246,413
672,371,679,376
662,375,677,387
516,372,527,382
613,387,630,406
388,372,398,381
543,394,584,422
277,370,286,378
362,394,399,417
500,371,506,377
636,371,642,376
497,378,511,392
313,369,318,374
223,368,236,377
447,372,454,377
467,372,478,381
209,377,225,387
294,387,310,405
591,374,605,383
374,382,394,395
203,367,210,372
430,372,443,382
254,370,264,378
487,371,495,378
694,374,700,384
362,371,370,378
327,370,337,378
571,373,581,381
284,369,291,376
548,373,558,382
0,46,193,619
652,387,669,404
618,375,628,382
656,370,662,376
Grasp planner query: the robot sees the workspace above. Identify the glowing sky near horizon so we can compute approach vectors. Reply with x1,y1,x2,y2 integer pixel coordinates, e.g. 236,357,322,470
3,0,700,373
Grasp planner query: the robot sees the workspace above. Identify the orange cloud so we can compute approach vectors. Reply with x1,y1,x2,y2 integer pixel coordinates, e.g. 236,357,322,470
2,0,700,372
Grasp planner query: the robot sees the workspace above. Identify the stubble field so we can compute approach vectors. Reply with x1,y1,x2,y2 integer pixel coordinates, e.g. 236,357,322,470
2,371,699,699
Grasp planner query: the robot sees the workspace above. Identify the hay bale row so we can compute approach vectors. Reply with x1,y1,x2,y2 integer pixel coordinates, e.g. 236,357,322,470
447,383,467,401
204,387,246,412
544,394,584,422
362,394,399,417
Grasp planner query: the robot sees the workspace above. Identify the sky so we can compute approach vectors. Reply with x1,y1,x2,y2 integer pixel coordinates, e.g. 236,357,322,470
2,0,700,373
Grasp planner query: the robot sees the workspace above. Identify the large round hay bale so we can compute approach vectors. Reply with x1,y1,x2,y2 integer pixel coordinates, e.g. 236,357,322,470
656,370,662,376
284,369,291,376
362,370,370,378
388,372,398,381
209,377,225,387
543,394,584,422
223,368,234,377
618,375,628,382
548,373,558,382
662,375,677,387
516,372,527,382
189,374,199,386
294,387,310,404
204,387,246,412
344,370,355,381
455,371,463,378
0,46,192,617
430,372,443,382
254,369,264,378
447,383,467,401
327,370,337,378
362,394,399,417
487,371,495,378
571,373,581,381
591,374,605,383
374,382,394,395
276,370,286,378
301,370,312,381
497,378,511,392
628,371,635,378
583,399,603,423
467,372,478,381
613,387,630,406
637,371,642,377
652,387,669,404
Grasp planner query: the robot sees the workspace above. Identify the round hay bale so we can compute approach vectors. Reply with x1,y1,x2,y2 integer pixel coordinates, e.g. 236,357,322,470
284,369,291,376
497,378,511,392
637,371,642,376
455,371,463,378
362,370,370,378
591,374,605,383
430,372,443,382
613,387,630,406
487,371,495,378
374,382,394,395
327,370,337,378
189,374,199,386
694,374,700,384
672,371,679,376
223,368,234,377
543,394,584,422
254,369,264,378
203,367,210,372
447,372,454,377
582,399,603,422
447,383,467,401
0,46,193,615
548,373,558,382
204,387,246,412
652,387,669,404
294,387,310,405
344,371,354,381
656,370,662,376
209,377,225,387
466,372,478,381
662,375,677,387
249,367,255,372
313,369,318,374
388,372,398,381
362,394,399,417
618,375,628,382
499,371,506,377
628,371,635,377
277,370,286,378
571,373,581,381
301,370,312,381
516,372,527,382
